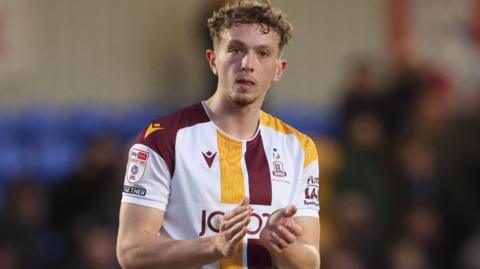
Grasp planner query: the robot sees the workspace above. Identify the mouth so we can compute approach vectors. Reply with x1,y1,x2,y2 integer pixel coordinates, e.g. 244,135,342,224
236,78,256,86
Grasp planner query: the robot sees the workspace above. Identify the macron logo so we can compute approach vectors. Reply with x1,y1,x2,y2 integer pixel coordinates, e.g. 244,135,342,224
144,123,164,139
202,151,217,168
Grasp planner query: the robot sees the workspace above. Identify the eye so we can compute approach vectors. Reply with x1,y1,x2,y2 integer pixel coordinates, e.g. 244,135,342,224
229,47,241,54
259,50,270,58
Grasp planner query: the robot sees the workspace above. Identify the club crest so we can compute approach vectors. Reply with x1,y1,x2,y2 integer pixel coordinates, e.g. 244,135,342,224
272,161,287,177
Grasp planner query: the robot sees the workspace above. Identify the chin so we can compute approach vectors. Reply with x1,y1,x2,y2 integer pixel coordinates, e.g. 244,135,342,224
229,93,258,107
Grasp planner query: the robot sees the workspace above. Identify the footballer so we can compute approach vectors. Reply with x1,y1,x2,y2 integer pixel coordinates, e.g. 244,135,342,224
116,1,320,268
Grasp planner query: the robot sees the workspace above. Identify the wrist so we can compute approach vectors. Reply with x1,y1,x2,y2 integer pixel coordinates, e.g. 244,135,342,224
205,235,224,260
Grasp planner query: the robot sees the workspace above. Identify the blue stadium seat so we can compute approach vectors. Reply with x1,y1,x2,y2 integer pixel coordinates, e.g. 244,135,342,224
23,138,81,182
113,106,168,142
0,139,23,182
64,107,114,145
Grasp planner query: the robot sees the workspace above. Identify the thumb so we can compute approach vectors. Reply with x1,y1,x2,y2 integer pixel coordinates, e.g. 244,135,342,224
283,205,297,218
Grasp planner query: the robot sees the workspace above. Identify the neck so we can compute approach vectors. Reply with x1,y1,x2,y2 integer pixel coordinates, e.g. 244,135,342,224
204,93,263,140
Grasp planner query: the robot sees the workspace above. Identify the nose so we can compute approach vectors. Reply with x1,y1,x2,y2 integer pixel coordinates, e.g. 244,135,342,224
241,52,254,73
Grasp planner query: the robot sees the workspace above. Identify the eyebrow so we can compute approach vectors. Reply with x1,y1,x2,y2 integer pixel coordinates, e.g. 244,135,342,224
227,39,274,51
227,40,246,47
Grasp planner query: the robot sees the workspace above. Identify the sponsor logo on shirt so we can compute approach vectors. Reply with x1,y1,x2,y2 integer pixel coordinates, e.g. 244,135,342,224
199,209,271,236
304,176,319,206
123,185,147,196
127,148,149,183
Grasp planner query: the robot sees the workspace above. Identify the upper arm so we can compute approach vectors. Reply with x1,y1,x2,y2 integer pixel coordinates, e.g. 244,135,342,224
118,202,165,239
122,144,172,210
118,140,172,266
294,216,320,252
293,136,320,261
117,203,165,265
294,216,321,268
293,137,320,218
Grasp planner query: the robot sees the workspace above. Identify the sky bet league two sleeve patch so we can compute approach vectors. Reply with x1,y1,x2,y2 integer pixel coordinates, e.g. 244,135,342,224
126,148,149,183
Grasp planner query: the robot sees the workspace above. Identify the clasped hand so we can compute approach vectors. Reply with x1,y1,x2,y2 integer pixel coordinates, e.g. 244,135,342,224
214,197,303,257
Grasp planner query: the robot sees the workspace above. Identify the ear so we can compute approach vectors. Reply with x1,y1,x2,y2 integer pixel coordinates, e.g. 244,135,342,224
273,59,287,82
206,49,218,76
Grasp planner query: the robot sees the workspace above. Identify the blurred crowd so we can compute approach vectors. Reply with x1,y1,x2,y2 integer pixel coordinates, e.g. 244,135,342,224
0,55,479,269
319,55,480,269
0,134,125,269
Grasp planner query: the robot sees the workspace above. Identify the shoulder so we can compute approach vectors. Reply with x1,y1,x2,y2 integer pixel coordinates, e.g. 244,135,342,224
135,102,210,147
131,102,210,174
260,111,318,168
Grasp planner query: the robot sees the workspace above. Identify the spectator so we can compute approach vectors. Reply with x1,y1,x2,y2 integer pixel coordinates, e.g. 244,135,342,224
0,179,64,268
50,134,123,264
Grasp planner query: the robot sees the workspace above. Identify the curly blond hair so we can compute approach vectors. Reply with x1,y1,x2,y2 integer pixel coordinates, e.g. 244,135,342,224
207,0,293,51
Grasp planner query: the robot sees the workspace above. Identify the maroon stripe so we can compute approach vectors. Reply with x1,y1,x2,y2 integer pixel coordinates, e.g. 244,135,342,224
245,132,272,205
247,239,272,269
136,102,210,175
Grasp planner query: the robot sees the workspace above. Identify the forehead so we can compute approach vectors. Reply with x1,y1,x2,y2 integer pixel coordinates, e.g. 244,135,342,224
217,23,280,49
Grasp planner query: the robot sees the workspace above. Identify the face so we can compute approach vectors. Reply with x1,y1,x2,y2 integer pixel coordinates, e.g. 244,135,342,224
207,23,287,107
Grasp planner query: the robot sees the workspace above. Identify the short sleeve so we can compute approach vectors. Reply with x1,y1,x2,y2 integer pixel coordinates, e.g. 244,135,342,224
294,138,320,218
121,143,171,211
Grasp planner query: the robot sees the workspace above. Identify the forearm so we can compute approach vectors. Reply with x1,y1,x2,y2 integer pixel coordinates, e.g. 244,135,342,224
118,233,222,269
269,240,320,269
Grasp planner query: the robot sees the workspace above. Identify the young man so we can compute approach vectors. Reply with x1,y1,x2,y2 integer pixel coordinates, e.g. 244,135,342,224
116,1,320,268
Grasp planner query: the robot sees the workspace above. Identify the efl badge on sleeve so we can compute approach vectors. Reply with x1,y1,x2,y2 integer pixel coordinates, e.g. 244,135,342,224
127,148,149,183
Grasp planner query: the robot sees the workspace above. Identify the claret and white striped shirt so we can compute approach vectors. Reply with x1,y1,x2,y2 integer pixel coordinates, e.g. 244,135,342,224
122,102,319,269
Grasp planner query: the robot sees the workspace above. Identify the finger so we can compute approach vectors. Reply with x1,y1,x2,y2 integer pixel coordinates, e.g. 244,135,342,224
240,197,250,206
276,225,297,244
284,221,303,237
225,216,250,241
271,231,289,249
224,204,251,221
221,209,251,231
268,238,282,253
283,205,297,218
230,226,247,244
268,206,297,225
224,197,250,220
268,208,284,225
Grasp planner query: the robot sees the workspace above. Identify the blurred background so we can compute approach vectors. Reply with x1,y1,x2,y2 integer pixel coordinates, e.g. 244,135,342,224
0,0,479,268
